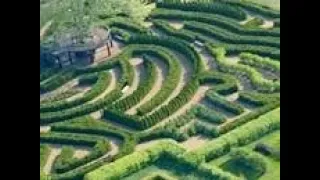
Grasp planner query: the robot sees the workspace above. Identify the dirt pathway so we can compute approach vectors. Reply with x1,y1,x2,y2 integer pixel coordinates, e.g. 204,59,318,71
94,40,124,65
260,20,274,29
40,126,51,134
126,56,167,115
40,21,52,40
180,136,209,151
73,148,91,159
43,147,61,175
167,20,184,30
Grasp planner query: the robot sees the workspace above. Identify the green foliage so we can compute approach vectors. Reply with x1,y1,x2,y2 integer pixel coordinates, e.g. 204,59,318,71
84,140,185,180
184,21,280,48
205,91,245,115
207,45,280,92
239,52,280,72
53,146,75,173
193,105,227,124
150,9,280,37
110,56,157,111
156,0,247,20
152,20,196,42
40,72,111,113
185,108,280,163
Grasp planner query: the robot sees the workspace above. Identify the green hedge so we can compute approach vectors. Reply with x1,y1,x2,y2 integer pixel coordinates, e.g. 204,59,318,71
54,140,110,174
40,89,81,104
40,69,78,92
239,52,280,72
127,35,205,74
152,20,196,42
135,47,182,115
238,91,280,107
207,45,280,92
184,108,280,163
40,72,111,113
184,21,280,49
84,140,185,180
40,89,122,124
198,71,238,95
229,148,267,176
110,56,157,111
226,1,280,19
205,91,245,115
150,9,280,37
192,105,227,124
156,0,246,20
52,146,75,173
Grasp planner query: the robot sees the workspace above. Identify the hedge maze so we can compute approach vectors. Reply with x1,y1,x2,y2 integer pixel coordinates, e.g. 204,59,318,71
40,1,280,179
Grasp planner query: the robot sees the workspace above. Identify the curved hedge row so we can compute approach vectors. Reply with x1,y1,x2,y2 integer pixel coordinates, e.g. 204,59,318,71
238,91,280,107
152,20,196,42
193,105,227,124
135,47,182,115
156,0,247,20
40,89,122,124
198,71,238,96
84,140,185,180
127,35,205,74
205,91,245,116
40,72,111,113
98,17,151,34
226,1,280,19
52,146,75,173
40,89,81,104
40,69,78,92
111,56,157,111
140,78,199,129
184,21,280,49
207,45,280,92
184,108,280,163
150,9,280,37
239,52,280,72
54,140,110,174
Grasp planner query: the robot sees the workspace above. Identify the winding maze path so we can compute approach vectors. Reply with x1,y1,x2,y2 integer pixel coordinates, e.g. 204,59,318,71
40,1,280,180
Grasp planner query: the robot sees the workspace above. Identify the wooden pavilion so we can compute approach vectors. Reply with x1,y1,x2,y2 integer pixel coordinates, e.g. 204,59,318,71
40,27,113,68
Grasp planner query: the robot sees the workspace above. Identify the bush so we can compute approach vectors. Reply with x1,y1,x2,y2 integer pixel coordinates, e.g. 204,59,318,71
206,91,245,115
206,45,280,92
84,140,185,180
156,0,247,20
184,21,280,48
40,72,111,113
193,105,227,124
185,108,280,163
150,9,280,37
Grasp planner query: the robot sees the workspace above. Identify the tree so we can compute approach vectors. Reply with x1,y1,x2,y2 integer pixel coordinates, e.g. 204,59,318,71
40,0,154,42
